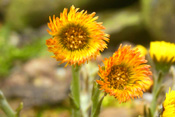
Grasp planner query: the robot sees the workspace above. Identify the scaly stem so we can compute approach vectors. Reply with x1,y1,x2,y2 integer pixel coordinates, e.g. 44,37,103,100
71,65,81,117
170,66,175,90
0,90,17,117
150,72,163,117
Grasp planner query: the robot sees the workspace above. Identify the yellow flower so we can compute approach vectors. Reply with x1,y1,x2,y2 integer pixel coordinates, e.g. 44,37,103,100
46,5,109,66
134,45,147,57
145,78,153,91
162,88,175,117
150,41,175,63
97,44,152,103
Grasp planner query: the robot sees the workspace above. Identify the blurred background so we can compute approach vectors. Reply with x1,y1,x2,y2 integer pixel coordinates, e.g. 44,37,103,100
0,0,175,116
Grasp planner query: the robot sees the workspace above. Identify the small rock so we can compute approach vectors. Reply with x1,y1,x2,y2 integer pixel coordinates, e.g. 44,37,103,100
0,57,71,108
23,58,58,78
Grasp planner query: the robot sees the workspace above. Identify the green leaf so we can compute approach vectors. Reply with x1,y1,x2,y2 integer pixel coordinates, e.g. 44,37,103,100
16,102,23,117
92,94,106,117
91,82,106,117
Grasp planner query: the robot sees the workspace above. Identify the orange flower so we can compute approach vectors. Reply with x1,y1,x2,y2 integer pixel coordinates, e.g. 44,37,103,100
46,5,109,66
97,45,152,103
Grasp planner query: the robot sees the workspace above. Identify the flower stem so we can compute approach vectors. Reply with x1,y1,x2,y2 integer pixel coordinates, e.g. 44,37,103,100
71,65,81,117
170,66,175,90
150,72,163,117
0,90,17,117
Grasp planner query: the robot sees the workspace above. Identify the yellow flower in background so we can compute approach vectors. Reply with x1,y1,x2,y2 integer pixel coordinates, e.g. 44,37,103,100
97,44,152,103
46,5,109,66
150,41,175,63
144,78,153,91
134,45,147,57
162,88,175,117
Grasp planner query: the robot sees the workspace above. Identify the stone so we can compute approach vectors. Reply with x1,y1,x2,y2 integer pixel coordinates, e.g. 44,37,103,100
0,57,71,108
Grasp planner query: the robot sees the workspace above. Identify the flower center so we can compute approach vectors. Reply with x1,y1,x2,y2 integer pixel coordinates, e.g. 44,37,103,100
59,24,89,51
107,65,130,89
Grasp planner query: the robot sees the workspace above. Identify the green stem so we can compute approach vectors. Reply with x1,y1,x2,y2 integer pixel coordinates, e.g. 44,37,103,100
71,65,81,117
150,92,157,117
0,90,17,117
150,72,163,117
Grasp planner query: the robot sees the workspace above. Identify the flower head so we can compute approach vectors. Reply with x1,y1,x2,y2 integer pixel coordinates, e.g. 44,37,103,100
134,45,147,57
46,5,109,66
97,45,152,103
150,41,175,64
162,88,175,117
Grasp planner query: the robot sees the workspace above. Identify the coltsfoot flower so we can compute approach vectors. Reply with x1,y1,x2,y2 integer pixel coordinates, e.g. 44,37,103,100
150,41,175,64
97,45,152,103
134,45,147,57
162,88,175,117
46,5,109,66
